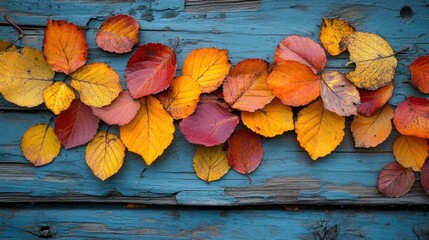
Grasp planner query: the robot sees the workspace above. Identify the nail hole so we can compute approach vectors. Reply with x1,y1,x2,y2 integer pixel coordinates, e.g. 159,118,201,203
400,6,414,23
38,225,55,238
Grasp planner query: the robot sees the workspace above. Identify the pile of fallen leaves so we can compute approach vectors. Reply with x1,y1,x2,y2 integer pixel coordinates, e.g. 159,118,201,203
0,15,427,198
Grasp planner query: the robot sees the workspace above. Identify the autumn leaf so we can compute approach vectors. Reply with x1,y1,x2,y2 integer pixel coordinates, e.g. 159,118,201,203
410,55,429,94
320,70,360,116
200,90,233,112
274,35,327,73
421,161,429,195
125,43,177,98
193,145,230,182
179,103,239,147
378,162,415,197
120,96,175,166
43,19,88,74
319,18,356,56
86,131,126,181
0,40,14,52
182,48,231,93
43,82,75,115
96,14,139,53
223,59,274,112
393,135,428,172
228,129,263,181
158,75,201,120
21,123,61,167
393,97,429,139
341,32,397,90
351,105,394,148
0,47,54,107
267,60,320,107
241,98,294,137
55,99,100,149
92,90,140,126
358,82,394,117
295,100,345,160
70,62,122,108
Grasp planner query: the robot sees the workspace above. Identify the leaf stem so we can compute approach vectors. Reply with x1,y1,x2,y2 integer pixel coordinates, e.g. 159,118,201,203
394,47,409,55
174,37,179,51
47,116,56,127
105,125,112,134
246,174,252,185
4,15,24,43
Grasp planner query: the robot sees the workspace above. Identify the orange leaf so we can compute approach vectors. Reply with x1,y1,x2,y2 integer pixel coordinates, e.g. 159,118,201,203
358,82,394,117
295,100,345,160
120,96,175,166
319,18,356,56
410,55,429,94
43,19,88,74
182,48,230,93
86,131,126,181
241,98,294,137
21,124,61,167
158,75,201,120
223,59,274,112
43,82,75,115
351,105,394,148
320,70,360,116
393,135,428,172
267,60,320,107
96,14,139,53
193,145,230,182
393,97,429,139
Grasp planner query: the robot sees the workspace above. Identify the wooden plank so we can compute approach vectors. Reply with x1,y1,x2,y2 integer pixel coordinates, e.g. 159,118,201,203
1,111,428,205
0,204,427,239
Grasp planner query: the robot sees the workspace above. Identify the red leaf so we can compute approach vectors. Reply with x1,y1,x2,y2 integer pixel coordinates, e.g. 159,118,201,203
358,82,394,117
55,99,100,149
393,97,429,139
274,35,327,73
421,160,429,195
378,162,415,197
228,129,263,175
125,43,177,98
179,103,239,147
199,90,233,112
92,90,140,126
410,55,429,94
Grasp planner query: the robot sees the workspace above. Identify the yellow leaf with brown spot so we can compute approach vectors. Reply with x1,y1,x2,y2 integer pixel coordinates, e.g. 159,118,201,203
43,82,75,115
0,47,54,107
71,62,122,108
351,105,394,148
320,18,356,56
182,48,231,93
120,96,175,166
86,131,126,181
193,145,230,182
158,75,201,120
341,32,397,90
21,124,61,167
295,100,345,160
393,135,428,172
241,98,294,137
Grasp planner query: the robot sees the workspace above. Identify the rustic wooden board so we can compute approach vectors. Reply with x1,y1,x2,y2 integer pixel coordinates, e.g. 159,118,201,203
0,204,428,239
0,0,428,207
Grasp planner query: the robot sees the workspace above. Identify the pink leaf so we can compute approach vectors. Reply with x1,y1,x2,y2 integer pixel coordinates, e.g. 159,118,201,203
179,103,239,147
55,99,100,149
378,162,415,197
92,90,140,126
421,160,429,195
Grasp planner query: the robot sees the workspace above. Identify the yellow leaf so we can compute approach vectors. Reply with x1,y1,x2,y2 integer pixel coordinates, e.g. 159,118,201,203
120,96,175,166
295,100,345,160
351,105,394,148
43,82,75,115
85,131,126,181
20,123,61,166
193,145,230,182
320,18,356,56
241,98,294,137
0,47,54,107
393,135,428,172
71,62,122,108
0,40,14,52
341,32,397,90
182,48,231,93
158,76,201,120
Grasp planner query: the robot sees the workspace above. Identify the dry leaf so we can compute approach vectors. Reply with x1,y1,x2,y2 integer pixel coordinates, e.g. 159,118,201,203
319,18,356,56
193,145,230,182
358,82,394,117
96,14,139,53
0,40,14,52
410,55,429,94
393,135,428,172
228,129,263,176
393,97,429,139
421,161,429,195
378,162,415,197
43,82,75,115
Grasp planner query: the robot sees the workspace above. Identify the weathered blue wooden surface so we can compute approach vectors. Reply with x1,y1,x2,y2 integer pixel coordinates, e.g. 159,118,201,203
0,204,428,239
